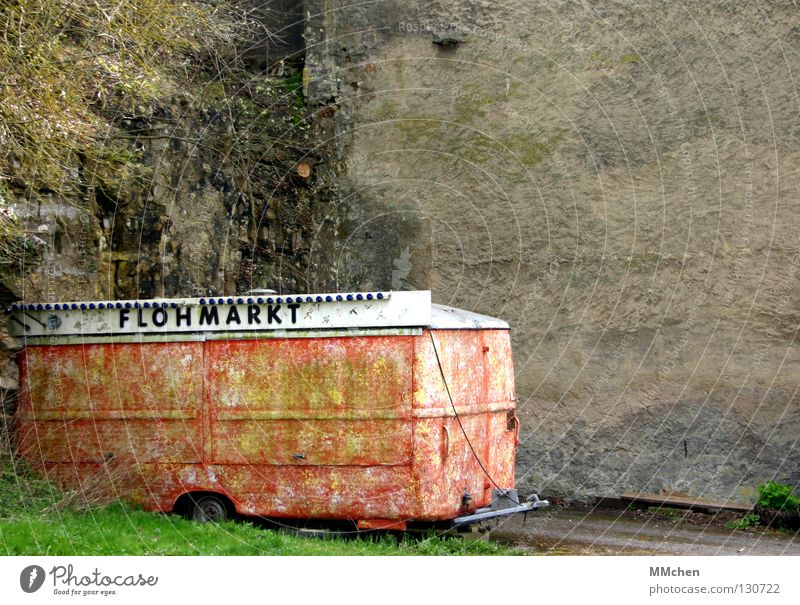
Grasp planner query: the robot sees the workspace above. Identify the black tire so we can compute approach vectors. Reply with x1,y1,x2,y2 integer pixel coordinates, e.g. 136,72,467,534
190,494,230,523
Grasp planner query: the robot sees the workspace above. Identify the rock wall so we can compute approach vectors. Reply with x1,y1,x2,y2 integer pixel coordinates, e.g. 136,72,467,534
303,0,800,502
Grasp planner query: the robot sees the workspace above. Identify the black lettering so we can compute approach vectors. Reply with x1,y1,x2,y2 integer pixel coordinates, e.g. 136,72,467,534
119,309,130,328
176,306,191,327
152,308,167,327
266,305,282,324
137,309,148,327
225,305,241,325
248,305,261,324
288,303,300,324
199,306,219,326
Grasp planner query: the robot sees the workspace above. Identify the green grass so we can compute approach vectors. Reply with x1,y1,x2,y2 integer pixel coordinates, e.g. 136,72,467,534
0,502,514,555
0,455,516,555
647,506,687,522
725,513,760,530
0,455,61,515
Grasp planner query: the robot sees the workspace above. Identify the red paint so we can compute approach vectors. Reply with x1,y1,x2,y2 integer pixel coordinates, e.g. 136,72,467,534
16,328,518,524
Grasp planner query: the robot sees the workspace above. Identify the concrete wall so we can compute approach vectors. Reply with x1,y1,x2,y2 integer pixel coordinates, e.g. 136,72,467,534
303,0,800,502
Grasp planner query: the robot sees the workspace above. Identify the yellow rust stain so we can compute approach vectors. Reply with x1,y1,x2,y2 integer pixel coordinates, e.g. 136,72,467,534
328,388,344,405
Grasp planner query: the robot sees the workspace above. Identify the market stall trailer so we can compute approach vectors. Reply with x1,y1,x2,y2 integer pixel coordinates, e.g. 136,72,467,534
10,290,544,529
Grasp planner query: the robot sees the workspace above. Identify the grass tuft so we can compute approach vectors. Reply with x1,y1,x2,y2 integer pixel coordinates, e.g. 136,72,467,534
0,454,518,555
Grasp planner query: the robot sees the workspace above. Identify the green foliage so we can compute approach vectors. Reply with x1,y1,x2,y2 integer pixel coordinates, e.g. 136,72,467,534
619,53,640,64
757,481,799,512
0,454,61,518
0,0,244,192
0,188,46,270
283,70,307,125
725,513,760,530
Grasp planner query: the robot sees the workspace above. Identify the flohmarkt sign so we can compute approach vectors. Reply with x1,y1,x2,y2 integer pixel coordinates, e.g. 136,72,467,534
8,291,431,339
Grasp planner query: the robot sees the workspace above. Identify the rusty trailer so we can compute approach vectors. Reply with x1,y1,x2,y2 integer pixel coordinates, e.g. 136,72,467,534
9,290,547,530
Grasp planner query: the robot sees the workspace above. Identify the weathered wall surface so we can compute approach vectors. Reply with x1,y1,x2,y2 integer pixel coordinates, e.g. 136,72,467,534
303,0,800,502
5,1,799,503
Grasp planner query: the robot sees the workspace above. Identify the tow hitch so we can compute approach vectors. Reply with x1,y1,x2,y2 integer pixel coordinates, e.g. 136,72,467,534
451,489,549,527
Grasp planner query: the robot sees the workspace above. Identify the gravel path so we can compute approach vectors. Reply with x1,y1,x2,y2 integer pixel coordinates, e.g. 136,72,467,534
489,508,800,555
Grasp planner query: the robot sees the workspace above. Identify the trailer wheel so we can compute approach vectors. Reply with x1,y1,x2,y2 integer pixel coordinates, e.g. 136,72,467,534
189,494,230,523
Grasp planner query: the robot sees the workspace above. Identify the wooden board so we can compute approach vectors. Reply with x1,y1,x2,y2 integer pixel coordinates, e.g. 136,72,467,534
621,492,753,513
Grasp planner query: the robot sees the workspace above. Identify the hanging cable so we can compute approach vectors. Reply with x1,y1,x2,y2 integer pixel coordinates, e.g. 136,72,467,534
428,330,521,506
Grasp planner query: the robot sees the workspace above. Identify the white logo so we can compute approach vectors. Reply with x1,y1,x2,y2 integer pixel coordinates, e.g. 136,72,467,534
20,565,45,593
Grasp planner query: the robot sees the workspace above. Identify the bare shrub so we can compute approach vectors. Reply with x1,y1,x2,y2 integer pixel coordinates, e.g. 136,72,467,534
47,454,141,512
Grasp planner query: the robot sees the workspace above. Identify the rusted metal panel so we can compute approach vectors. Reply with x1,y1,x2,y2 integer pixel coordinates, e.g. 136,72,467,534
441,413,491,506
202,465,416,520
204,336,412,415
205,336,413,470
409,329,517,520
17,418,201,465
411,417,483,519
211,419,412,466
41,462,199,513
413,330,486,409
19,342,202,413
486,411,517,489
16,343,203,465
481,329,516,403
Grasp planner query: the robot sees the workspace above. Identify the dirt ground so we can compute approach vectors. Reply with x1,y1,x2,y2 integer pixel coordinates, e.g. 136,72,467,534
488,506,800,555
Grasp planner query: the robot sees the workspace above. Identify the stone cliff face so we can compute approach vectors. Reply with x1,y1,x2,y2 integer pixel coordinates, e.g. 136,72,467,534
7,93,337,303
302,0,800,502
4,1,799,502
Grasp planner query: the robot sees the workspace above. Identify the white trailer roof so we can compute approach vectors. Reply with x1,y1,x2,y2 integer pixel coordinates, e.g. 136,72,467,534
8,290,508,341
430,304,509,330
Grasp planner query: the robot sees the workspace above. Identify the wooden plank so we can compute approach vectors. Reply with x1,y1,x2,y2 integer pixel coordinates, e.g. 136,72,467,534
621,492,753,513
